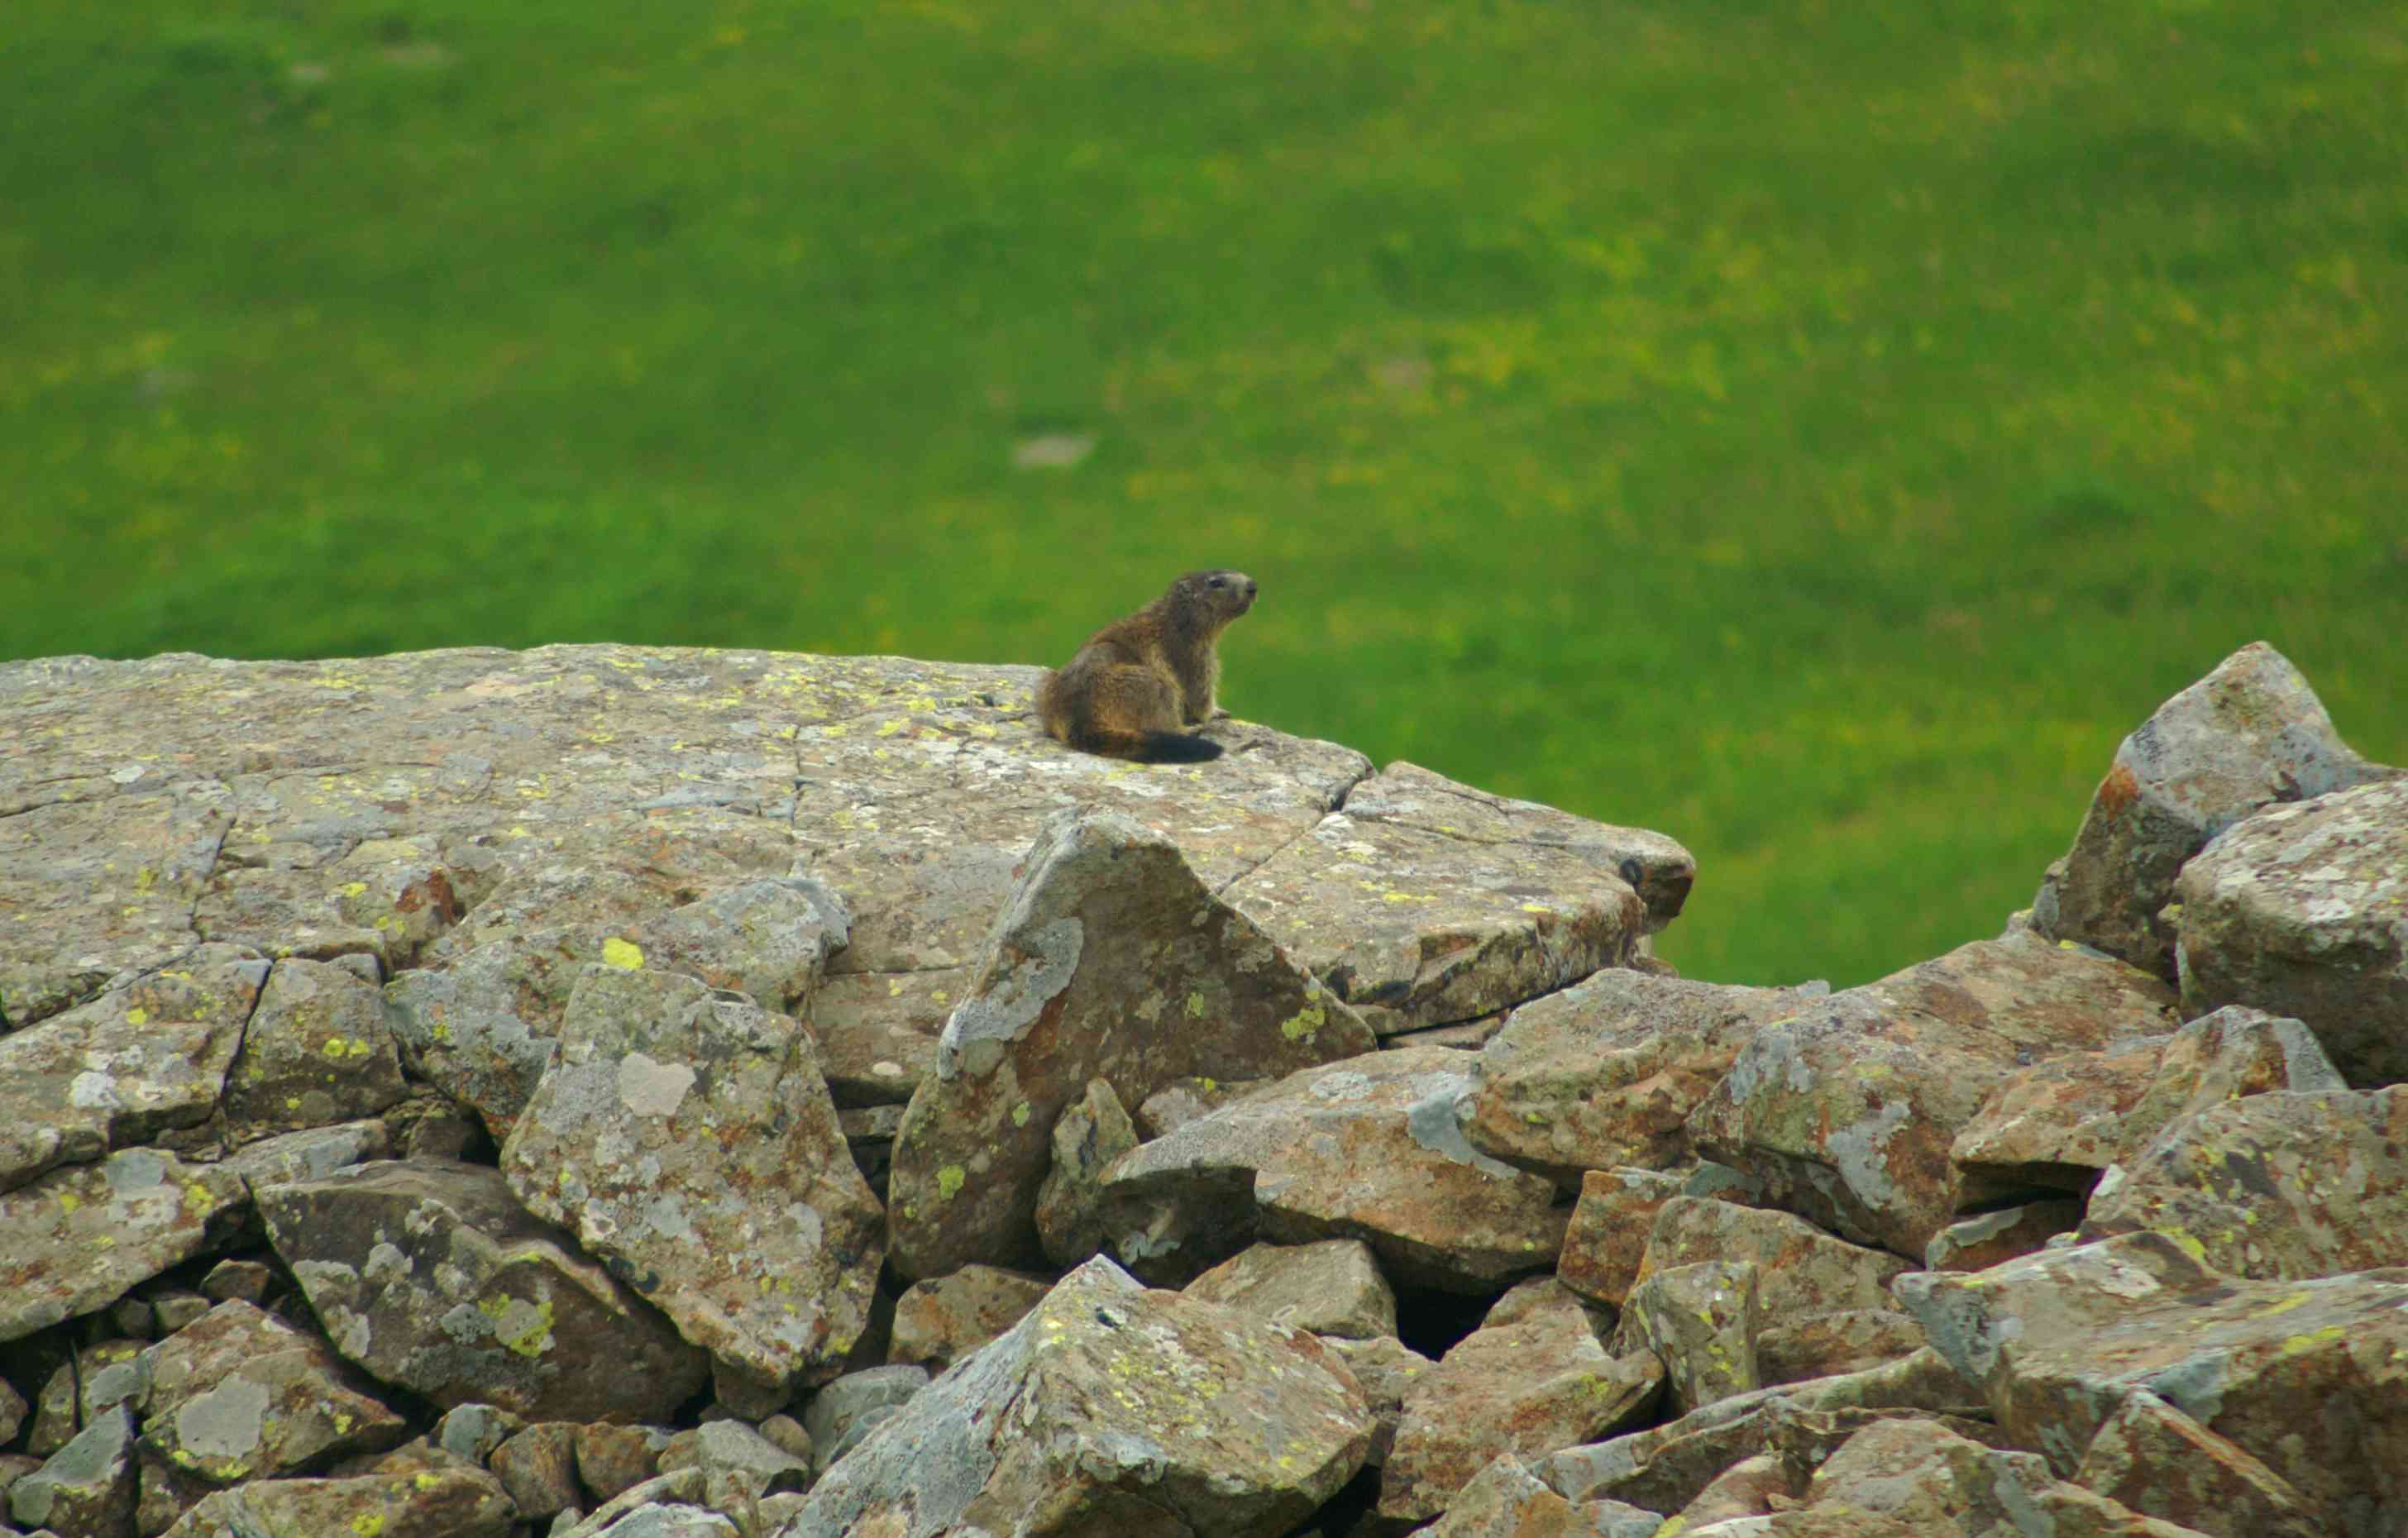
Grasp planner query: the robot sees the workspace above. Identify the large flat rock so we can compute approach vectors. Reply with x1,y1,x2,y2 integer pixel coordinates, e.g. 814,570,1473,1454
2,647,1685,1092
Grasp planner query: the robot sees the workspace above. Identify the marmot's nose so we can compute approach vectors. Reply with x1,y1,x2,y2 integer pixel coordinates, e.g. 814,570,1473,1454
1240,576,1259,602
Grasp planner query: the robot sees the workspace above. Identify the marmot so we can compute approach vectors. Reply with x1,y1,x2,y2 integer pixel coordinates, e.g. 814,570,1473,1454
1039,570,1259,762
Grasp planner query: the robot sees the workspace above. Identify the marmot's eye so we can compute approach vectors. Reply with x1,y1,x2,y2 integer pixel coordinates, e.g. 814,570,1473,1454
1206,576,1225,587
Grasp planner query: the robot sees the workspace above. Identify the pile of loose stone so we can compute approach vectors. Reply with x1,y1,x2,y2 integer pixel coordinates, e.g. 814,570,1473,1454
0,638,2400,1538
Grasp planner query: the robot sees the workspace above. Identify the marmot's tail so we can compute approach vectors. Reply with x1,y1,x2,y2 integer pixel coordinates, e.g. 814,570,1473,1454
1129,731,1224,762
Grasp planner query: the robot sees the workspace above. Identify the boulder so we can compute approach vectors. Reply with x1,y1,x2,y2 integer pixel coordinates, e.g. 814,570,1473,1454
1222,762,1673,1036
1379,1279,1662,1527
1096,1046,1570,1291
1895,1231,2408,1536
1756,1307,1928,1386
1689,928,2177,1258
2072,1388,2324,1538
1461,972,1813,1186
1631,1196,1911,1321
2031,640,2392,980
1800,1415,2218,1537
1619,1259,1761,1414
1318,1334,1434,1469
386,876,849,1140
136,1300,408,1483
781,1257,1374,1538
0,949,265,1192
158,1463,518,1538
256,1158,709,1421
1182,1239,1398,1340
2172,778,2408,1086
0,1149,246,1345
500,966,883,1398
886,810,1377,1279
1032,1077,1139,1268
2080,1086,2408,1278
490,1422,585,1523
886,1267,1053,1372
1419,1454,1667,1538
9,1403,137,1538
217,958,408,1144
1535,1349,1989,1516
799,1364,926,1477
1923,1198,2083,1273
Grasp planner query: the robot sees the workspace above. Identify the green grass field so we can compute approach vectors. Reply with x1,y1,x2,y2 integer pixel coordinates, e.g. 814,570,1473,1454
6,0,2401,988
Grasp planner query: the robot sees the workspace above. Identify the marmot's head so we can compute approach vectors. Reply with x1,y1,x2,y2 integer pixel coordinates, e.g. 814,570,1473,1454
1167,569,1258,628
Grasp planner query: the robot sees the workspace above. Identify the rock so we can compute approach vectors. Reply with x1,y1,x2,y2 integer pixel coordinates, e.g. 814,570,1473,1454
1379,1279,1662,1527
2172,778,2408,1086
782,1257,1373,1537
798,1365,926,1477
2030,641,2391,980
1924,1199,2083,1273
1801,1416,2219,1536
26,1341,146,1457
1419,1453,1666,1538
0,950,264,1192
499,966,883,1398
149,1291,210,1335
2079,1086,2408,1278
1226,762,1681,1036
1755,1306,1927,1386
1317,1335,1433,1468
886,1268,1052,1373
1689,929,2178,1258
1632,1196,1912,1322
387,876,850,1140
492,1424,585,1523
1619,1260,1760,1414
1953,1006,2344,1202
256,1158,709,1421
1895,1231,2408,1535
886,810,1377,1279
1032,1077,1139,1268
0,1376,22,1446
1558,1167,1685,1309
2072,1388,2324,1538
218,1119,393,1192
432,1403,523,1465
1182,1239,1398,1340
1947,1036,2172,1196
1096,1046,1570,1290
0,772,234,1030
1670,1451,1790,1526
657,1420,811,1521
1135,1076,1264,1138
218,959,408,1144
9,1404,136,1538
756,1415,810,1464
158,1464,518,1538
197,1261,273,1306
1534,1349,1989,1516
576,1425,676,1503
580,1506,737,1537
137,1300,408,1483
1461,972,1813,1186
554,1468,704,1537
0,1150,246,1345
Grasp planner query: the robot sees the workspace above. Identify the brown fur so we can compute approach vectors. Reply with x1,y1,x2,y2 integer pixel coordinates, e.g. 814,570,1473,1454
1038,570,1259,762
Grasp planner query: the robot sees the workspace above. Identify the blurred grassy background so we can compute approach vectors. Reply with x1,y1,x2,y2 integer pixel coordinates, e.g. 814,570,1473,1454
5,0,2401,988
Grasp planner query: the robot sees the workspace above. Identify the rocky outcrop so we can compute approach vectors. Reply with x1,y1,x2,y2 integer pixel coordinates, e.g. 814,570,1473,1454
2,638,2401,1538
